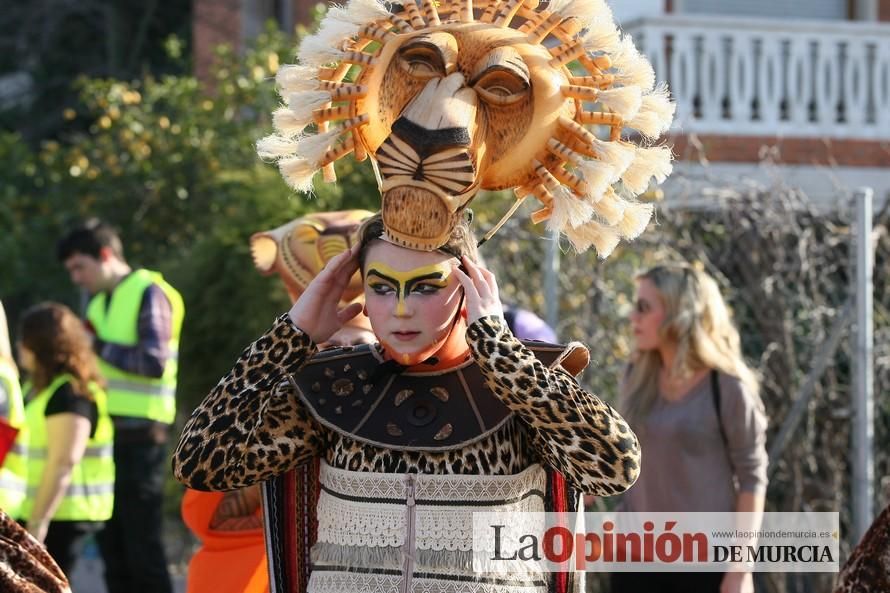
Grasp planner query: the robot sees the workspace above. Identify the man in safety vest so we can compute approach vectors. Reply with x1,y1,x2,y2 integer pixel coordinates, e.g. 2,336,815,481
57,219,183,593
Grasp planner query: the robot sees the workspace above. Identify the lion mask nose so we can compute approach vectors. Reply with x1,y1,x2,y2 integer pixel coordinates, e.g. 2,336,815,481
389,118,471,161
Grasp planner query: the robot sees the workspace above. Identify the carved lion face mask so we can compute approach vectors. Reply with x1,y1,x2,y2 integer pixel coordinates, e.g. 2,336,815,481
249,210,374,303
258,0,675,256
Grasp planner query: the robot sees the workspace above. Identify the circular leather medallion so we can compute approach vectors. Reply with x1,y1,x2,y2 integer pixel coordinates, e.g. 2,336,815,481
407,401,437,426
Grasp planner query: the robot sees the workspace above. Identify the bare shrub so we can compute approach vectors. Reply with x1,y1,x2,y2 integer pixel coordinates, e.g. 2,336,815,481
478,180,889,593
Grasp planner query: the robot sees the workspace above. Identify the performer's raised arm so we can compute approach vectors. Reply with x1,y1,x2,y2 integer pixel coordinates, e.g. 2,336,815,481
455,257,640,495
172,246,365,491
172,316,321,491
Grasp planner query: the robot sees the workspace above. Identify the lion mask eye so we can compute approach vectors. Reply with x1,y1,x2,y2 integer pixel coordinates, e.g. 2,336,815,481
398,44,445,78
473,68,529,105
470,46,530,106
397,33,459,80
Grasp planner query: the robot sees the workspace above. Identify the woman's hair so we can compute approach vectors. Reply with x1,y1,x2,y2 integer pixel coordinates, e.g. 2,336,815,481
356,213,479,271
19,302,102,398
620,264,760,428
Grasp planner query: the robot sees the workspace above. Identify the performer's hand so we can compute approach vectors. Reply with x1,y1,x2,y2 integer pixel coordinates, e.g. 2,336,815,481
288,244,364,344
453,257,504,324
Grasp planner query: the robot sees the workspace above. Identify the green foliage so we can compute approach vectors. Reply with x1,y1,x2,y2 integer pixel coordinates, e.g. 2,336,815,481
0,1,193,142
0,22,380,414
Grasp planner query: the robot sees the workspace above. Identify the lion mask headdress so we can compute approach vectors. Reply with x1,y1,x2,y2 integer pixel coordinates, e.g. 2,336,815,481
258,0,675,257
249,209,373,303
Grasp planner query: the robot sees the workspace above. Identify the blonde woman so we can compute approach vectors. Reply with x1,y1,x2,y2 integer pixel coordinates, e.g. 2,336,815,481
613,264,768,593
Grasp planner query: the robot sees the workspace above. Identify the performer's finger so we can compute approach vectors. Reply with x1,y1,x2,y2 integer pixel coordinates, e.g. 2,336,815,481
478,265,496,282
461,256,483,286
325,247,360,290
336,302,364,324
317,249,351,281
476,265,496,290
452,264,471,290
335,248,360,279
336,245,359,269
344,242,361,264
463,257,491,299
330,247,352,265
480,266,499,298
452,265,478,302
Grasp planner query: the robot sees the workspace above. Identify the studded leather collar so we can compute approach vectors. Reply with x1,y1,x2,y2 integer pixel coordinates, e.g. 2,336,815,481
290,340,581,452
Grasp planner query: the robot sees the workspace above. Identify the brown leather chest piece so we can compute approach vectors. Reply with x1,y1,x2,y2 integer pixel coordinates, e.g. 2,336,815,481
292,340,579,451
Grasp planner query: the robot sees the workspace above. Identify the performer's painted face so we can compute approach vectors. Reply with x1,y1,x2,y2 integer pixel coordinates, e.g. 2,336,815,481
363,241,463,365
630,278,666,352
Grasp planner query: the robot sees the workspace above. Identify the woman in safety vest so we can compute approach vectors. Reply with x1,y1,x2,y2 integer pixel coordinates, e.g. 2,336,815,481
16,302,115,577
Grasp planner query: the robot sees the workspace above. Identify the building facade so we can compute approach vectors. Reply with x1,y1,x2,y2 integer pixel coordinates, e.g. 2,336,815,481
618,0,890,205
193,0,317,82
193,0,890,204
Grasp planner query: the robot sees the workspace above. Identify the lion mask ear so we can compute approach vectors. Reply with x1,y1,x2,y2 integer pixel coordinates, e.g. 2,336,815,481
258,0,675,257
249,232,280,275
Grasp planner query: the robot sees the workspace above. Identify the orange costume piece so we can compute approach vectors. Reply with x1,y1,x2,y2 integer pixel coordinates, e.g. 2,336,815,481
181,489,268,593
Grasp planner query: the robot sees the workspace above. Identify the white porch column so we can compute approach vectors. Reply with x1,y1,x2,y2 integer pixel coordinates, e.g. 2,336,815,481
854,0,879,20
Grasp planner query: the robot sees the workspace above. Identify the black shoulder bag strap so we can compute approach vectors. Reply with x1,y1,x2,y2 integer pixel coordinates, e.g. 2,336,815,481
711,370,734,474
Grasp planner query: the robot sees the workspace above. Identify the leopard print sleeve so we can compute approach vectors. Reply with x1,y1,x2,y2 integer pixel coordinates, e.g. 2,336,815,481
466,315,640,496
172,313,326,491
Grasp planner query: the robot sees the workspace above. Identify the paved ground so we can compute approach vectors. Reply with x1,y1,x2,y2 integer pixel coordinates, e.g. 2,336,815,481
69,532,191,593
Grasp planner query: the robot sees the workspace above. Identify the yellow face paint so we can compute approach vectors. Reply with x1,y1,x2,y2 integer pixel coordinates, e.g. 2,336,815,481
365,260,454,315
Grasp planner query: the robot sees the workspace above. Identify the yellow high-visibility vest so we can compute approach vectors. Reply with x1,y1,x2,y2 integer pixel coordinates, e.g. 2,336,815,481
86,269,184,424
19,374,115,521
0,357,26,518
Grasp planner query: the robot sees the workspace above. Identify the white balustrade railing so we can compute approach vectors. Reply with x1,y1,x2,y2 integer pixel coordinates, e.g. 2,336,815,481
624,15,890,139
